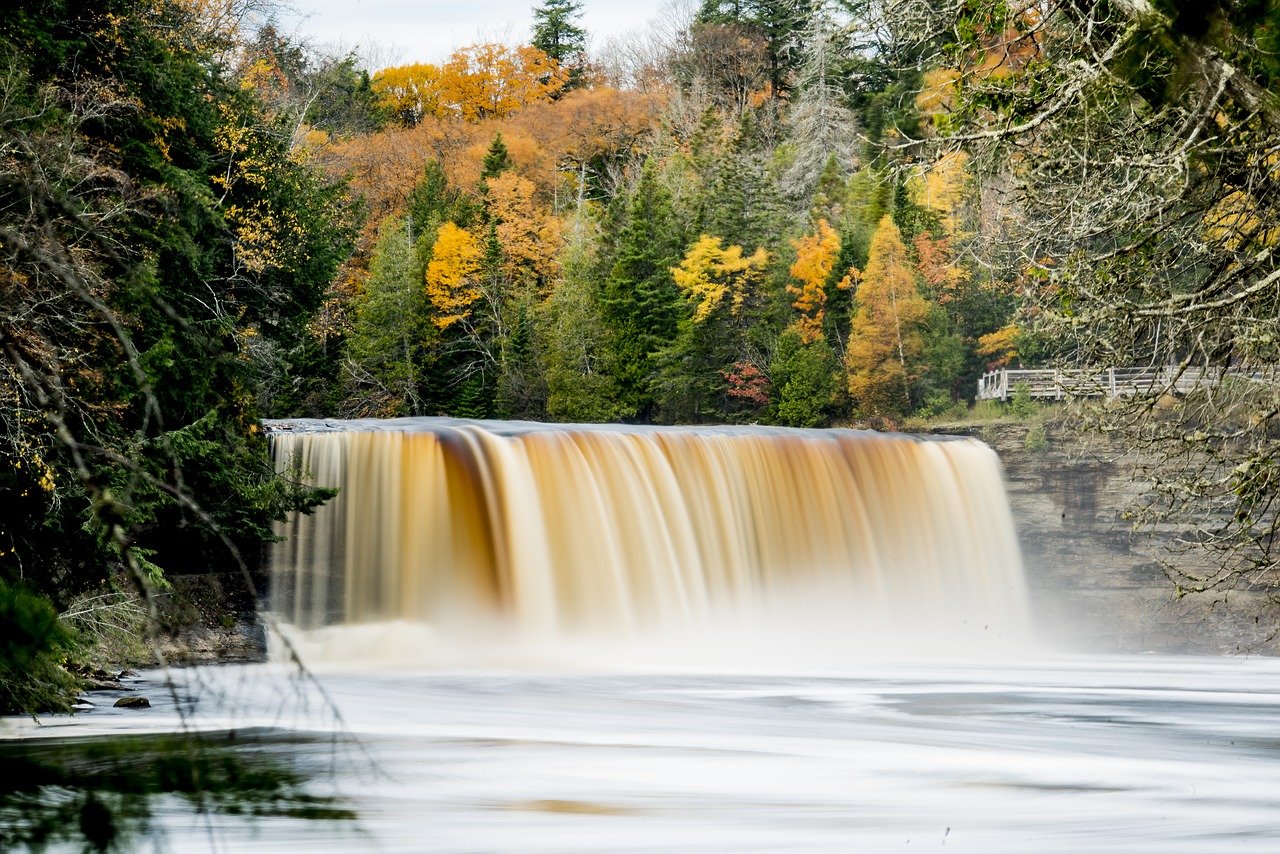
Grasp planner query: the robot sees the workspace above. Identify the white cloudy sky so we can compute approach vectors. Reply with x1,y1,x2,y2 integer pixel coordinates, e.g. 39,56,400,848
277,0,675,68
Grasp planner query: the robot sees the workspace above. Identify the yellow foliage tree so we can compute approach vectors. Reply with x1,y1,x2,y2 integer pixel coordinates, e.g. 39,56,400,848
425,222,484,328
787,219,840,344
977,324,1019,368
371,63,443,126
438,43,569,122
671,235,770,323
910,150,972,238
845,217,931,418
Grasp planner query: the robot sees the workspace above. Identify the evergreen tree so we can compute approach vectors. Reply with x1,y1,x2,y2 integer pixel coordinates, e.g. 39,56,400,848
601,164,686,420
656,236,771,422
770,327,836,427
531,0,588,90
481,132,513,181
343,217,433,416
697,0,814,100
703,113,786,253
0,0,349,658
304,53,389,136
541,210,623,422
497,300,547,419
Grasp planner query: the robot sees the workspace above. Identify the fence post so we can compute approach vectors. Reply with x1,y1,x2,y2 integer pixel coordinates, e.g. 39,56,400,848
1108,367,1116,397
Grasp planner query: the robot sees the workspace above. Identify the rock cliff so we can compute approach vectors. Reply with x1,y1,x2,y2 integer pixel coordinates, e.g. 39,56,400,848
942,422,1279,655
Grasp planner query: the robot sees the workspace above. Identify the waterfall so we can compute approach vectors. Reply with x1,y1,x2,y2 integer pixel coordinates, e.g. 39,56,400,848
266,419,1030,664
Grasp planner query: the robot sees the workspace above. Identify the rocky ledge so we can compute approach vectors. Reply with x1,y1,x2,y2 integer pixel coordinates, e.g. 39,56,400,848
154,573,267,665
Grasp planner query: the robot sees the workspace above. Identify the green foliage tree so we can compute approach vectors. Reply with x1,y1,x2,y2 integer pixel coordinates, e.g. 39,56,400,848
0,0,349,709
541,210,623,422
481,131,514,181
703,113,787,253
343,217,433,416
697,0,814,100
657,235,771,422
304,53,388,136
770,328,836,427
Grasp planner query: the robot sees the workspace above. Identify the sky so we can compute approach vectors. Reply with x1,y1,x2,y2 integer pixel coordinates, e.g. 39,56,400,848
277,0,674,68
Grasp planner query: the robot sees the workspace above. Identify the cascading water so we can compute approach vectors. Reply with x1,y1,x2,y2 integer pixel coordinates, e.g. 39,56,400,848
266,419,1031,665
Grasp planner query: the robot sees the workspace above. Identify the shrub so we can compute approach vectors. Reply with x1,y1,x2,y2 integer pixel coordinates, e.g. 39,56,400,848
0,579,80,716
1009,382,1038,418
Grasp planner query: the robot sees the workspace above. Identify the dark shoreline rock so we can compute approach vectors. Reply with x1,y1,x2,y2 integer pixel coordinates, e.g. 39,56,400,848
153,573,268,666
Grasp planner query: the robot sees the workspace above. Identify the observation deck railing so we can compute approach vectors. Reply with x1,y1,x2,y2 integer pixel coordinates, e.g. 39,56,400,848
976,366,1280,402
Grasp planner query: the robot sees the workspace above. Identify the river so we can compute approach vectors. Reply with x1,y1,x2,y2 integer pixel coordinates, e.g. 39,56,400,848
8,651,1280,851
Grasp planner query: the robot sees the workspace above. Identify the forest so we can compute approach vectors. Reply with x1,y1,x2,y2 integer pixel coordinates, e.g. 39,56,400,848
2,0,1279,713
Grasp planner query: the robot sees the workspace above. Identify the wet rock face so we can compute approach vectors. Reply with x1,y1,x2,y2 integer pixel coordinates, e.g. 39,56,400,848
938,422,1280,655
155,573,267,665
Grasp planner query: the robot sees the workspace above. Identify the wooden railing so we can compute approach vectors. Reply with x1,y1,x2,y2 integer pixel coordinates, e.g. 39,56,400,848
976,366,1280,401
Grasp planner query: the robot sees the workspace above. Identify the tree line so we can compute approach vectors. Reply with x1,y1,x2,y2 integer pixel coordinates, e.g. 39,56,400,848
296,0,1019,430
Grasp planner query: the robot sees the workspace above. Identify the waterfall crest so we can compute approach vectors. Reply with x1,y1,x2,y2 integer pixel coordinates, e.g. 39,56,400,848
267,420,1030,662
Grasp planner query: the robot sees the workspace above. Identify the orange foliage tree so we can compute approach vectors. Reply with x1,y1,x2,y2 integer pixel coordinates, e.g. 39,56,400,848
845,217,931,418
485,171,563,295
787,219,840,344
371,45,568,126
437,43,569,122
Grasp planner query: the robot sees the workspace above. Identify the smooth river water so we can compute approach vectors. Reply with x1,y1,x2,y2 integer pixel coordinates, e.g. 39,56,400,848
8,652,1280,851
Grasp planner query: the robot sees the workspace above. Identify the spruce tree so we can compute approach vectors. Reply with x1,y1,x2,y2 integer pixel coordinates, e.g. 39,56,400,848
343,217,432,416
481,132,513,181
601,165,686,420
532,0,587,88
704,113,785,253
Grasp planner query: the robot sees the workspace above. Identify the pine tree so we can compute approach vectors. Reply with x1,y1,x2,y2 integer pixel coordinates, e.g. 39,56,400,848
343,217,432,416
531,0,587,90
704,113,785,252
541,210,621,422
697,0,814,100
601,164,686,420
481,132,513,181
657,235,772,422
770,327,836,427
